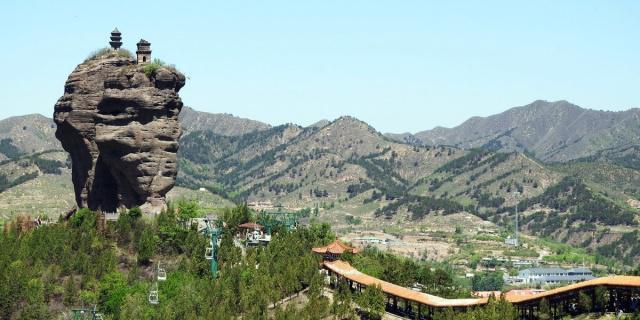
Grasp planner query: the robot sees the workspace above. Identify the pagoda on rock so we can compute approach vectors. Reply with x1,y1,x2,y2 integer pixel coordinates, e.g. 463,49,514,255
109,28,122,50
136,39,151,64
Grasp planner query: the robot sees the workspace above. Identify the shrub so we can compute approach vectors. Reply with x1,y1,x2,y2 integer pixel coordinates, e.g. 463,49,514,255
143,58,166,77
85,47,134,62
137,228,156,265
128,207,142,220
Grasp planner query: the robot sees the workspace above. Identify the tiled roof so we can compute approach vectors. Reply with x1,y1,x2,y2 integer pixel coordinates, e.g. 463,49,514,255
238,222,263,229
312,240,360,255
507,276,640,303
324,260,485,307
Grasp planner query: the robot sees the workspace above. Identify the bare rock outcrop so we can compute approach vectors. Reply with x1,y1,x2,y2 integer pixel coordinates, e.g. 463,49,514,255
53,53,185,214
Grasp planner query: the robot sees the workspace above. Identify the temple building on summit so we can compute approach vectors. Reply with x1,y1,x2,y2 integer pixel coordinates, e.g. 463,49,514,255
107,28,152,65
109,28,122,50
312,240,360,261
136,39,152,64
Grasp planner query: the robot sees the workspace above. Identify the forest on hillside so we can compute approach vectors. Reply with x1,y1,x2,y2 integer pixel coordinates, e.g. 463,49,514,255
0,202,533,320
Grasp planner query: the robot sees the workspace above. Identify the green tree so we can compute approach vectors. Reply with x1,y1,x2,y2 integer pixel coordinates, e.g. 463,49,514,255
177,199,200,221
594,286,609,314
538,298,551,320
120,292,154,319
17,304,49,320
332,281,355,320
471,271,504,291
63,276,77,306
137,228,156,265
302,270,329,319
25,278,45,305
358,284,385,320
128,264,140,284
578,291,592,313
115,211,133,244
128,207,142,219
98,272,128,315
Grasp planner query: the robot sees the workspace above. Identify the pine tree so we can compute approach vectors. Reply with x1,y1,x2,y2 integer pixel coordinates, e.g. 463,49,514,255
63,276,77,306
579,291,592,313
538,298,551,320
332,281,355,319
137,228,156,265
594,286,609,314
358,284,385,320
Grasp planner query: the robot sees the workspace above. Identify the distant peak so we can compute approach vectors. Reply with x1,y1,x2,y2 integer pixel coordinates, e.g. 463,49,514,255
331,116,373,129
309,119,330,128
333,115,368,125
326,116,382,136
524,99,578,109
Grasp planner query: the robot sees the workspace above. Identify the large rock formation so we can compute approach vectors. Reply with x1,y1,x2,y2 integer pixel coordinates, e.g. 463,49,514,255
53,52,185,214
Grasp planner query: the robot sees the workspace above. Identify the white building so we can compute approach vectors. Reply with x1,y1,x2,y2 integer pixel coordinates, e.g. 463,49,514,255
506,267,594,285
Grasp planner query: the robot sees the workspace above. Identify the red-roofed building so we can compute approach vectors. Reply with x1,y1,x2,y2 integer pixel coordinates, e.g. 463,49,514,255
312,240,360,261
238,222,263,230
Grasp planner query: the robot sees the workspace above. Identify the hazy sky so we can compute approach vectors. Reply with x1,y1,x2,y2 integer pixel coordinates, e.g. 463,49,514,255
1,1,638,133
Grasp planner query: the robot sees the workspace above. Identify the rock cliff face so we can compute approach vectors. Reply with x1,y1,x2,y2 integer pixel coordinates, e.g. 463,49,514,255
53,53,185,214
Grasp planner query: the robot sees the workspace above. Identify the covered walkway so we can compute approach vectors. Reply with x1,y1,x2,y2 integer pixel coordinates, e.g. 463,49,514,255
323,260,640,319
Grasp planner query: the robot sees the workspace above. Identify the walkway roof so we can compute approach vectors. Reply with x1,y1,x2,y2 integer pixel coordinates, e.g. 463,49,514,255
323,260,640,308
324,260,485,307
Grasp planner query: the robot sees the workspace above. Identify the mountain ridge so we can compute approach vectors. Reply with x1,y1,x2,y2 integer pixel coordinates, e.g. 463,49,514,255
179,106,272,136
1,102,640,263
387,100,640,162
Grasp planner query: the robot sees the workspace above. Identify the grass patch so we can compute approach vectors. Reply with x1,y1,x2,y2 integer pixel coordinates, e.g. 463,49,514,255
84,47,133,62
142,58,165,77
143,58,181,78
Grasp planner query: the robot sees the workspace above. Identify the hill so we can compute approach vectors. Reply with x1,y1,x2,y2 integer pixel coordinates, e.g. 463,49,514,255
179,106,271,136
388,100,640,162
177,114,640,264
1,107,639,264
0,114,61,159
177,116,463,205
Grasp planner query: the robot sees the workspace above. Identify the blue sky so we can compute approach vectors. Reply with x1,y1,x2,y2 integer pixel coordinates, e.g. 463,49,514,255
1,1,638,133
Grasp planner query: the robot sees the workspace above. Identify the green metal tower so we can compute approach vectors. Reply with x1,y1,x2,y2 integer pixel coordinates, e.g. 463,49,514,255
204,219,222,277
257,211,298,235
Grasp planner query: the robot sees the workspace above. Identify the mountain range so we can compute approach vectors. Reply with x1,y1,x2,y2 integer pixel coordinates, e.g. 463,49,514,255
387,100,640,162
0,100,639,263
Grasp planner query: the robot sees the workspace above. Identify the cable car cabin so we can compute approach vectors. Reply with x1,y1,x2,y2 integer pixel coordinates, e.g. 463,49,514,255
245,229,271,246
205,247,214,260
148,290,159,305
259,233,271,244
157,268,167,281
71,306,103,320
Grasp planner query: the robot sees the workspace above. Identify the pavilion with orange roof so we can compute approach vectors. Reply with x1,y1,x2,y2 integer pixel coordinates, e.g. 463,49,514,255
312,240,361,261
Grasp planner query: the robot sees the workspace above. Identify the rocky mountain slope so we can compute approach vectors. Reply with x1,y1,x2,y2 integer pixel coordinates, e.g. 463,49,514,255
1,101,640,263
388,100,640,162
0,114,61,160
179,106,271,136
176,114,640,263
177,116,462,203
